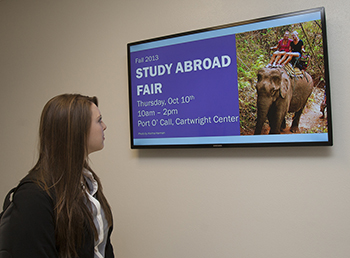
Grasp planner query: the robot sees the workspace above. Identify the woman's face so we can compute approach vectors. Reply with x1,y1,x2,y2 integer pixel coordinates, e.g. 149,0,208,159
292,33,298,41
283,32,290,39
87,103,107,155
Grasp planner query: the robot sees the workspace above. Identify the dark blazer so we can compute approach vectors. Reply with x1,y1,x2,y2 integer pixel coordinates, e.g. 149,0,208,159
0,173,114,258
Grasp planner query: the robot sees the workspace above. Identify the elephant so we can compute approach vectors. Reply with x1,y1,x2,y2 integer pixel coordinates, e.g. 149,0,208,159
254,67,314,134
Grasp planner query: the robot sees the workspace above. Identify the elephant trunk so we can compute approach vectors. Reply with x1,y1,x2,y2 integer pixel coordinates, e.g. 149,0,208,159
254,97,272,135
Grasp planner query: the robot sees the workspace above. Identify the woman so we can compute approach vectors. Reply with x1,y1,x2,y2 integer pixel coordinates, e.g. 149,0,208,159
279,30,305,67
266,31,292,67
0,94,114,258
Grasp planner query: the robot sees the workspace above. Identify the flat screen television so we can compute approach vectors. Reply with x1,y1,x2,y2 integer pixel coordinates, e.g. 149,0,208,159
127,7,332,148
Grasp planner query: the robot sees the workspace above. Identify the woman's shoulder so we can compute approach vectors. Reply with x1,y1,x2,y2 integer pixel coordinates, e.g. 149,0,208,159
1,172,59,258
14,171,54,210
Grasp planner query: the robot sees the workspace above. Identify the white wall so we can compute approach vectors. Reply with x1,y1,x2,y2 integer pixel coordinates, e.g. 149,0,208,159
1,1,349,258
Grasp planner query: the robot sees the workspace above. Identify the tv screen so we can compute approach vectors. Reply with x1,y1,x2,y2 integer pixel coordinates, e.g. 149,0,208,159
127,7,332,148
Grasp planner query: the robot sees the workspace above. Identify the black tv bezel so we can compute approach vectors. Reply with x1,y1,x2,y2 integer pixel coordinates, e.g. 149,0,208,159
127,7,332,149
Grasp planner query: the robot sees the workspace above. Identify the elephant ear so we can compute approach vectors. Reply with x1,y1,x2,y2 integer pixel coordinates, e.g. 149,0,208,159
279,72,290,99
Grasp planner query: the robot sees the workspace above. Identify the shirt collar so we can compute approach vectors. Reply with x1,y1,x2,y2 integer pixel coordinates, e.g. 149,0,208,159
83,169,98,196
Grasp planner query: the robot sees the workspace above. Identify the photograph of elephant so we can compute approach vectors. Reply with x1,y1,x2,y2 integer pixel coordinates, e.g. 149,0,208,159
236,20,329,135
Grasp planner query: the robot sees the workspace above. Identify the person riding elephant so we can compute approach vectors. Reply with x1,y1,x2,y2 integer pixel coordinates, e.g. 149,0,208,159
278,31,305,67
254,67,313,134
266,31,292,68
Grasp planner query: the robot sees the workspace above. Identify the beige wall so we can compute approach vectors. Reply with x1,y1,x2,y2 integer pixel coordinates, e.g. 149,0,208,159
1,1,350,257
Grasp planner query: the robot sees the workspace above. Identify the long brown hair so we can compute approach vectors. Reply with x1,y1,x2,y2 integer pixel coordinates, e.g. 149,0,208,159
30,94,113,258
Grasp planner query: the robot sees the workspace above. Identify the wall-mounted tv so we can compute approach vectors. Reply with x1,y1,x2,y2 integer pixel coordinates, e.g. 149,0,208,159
127,7,332,148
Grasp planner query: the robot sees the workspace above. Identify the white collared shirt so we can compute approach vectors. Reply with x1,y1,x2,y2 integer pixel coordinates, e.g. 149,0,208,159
83,170,109,258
